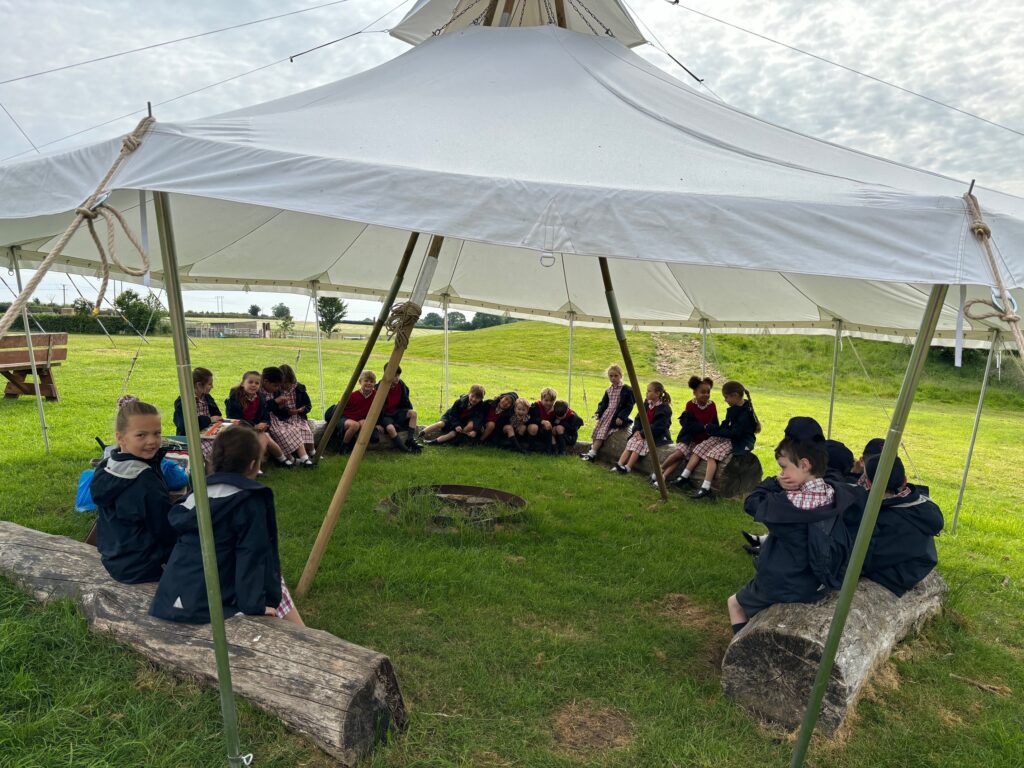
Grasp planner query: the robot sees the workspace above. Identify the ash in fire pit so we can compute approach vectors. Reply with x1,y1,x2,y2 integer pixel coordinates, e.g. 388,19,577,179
381,485,527,530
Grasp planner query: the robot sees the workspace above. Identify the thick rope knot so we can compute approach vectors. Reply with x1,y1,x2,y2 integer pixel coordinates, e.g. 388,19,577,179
74,206,99,220
384,302,422,348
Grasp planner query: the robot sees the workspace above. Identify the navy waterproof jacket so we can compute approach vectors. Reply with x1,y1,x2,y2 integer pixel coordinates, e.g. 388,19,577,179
442,394,486,431
90,449,176,584
843,484,944,596
150,473,283,623
707,401,757,453
743,478,859,604
629,401,674,445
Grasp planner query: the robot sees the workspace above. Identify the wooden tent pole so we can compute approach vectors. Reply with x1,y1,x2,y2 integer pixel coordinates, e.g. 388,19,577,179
298,236,443,598
599,258,668,501
314,233,419,462
554,0,567,27
790,284,949,767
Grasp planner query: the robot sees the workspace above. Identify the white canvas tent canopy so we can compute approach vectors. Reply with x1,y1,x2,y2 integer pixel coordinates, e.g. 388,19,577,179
1,26,1022,345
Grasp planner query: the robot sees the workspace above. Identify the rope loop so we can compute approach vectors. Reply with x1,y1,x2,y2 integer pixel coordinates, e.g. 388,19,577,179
384,302,422,348
74,206,99,220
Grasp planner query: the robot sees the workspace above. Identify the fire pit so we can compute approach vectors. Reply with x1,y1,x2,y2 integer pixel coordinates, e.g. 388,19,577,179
381,484,527,529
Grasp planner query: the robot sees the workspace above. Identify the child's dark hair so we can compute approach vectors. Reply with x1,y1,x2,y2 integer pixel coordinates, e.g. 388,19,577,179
862,438,885,458
553,400,569,417
279,363,297,386
865,454,907,493
229,370,261,404
688,375,713,391
192,367,213,387
384,364,402,376
722,380,760,434
262,366,284,386
775,436,828,477
115,395,160,433
648,381,671,405
210,424,263,475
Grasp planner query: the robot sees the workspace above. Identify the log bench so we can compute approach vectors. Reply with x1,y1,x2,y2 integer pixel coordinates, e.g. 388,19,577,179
1,332,66,401
591,430,764,498
0,521,407,766
721,570,947,735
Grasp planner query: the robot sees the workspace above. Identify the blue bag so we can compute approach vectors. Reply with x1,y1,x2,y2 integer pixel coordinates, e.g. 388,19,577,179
75,469,97,512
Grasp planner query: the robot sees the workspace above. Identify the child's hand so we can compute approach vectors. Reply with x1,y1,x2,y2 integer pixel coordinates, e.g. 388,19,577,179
541,420,552,430
288,408,299,416
777,475,801,491
210,416,223,423
455,426,463,433
466,430,477,438
275,395,288,405
255,423,268,432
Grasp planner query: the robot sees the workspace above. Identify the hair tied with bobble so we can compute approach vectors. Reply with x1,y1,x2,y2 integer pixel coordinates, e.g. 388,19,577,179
117,395,139,410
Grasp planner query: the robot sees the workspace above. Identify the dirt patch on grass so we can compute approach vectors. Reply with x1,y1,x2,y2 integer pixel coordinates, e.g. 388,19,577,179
513,614,589,641
862,661,901,703
552,699,634,757
652,334,722,382
657,593,719,632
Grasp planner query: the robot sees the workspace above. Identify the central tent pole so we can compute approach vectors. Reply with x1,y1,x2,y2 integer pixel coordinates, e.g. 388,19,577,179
790,283,949,768
827,320,843,439
11,251,50,453
567,310,576,408
154,191,245,768
314,232,419,461
599,258,668,501
298,236,443,598
311,281,326,415
951,328,1000,533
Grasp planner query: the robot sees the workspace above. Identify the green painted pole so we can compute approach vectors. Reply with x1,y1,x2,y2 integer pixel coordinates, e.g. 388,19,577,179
790,283,948,768
313,232,418,462
154,191,247,768
599,258,669,501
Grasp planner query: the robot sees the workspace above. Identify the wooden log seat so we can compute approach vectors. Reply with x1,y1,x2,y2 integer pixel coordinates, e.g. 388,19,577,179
1,332,67,401
592,430,763,498
721,570,947,736
0,521,407,765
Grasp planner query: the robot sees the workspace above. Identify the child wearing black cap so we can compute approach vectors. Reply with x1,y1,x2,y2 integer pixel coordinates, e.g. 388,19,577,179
843,454,944,596
727,417,858,635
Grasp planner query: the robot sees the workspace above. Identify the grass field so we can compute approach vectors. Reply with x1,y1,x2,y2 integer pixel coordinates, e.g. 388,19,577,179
1,324,1023,767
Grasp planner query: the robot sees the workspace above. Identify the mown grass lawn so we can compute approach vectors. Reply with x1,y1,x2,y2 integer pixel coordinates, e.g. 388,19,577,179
1,325,1023,768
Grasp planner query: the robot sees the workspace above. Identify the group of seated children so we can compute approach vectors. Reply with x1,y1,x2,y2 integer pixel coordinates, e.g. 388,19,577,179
727,416,944,634
323,366,422,454
173,364,316,472
422,385,584,454
579,366,760,501
92,396,304,626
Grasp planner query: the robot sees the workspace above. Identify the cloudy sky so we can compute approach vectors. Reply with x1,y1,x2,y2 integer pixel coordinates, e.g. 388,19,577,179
1,0,1020,316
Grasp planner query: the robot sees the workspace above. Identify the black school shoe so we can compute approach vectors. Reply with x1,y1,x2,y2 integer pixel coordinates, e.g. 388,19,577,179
690,487,714,500
741,530,761,548
743,544,760,556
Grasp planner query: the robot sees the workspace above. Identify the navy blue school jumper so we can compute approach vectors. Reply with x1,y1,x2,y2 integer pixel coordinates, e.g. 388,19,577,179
595,384,635,426
150,473,283,623
553,408,585,447
172,393,221,437
376,379,414,429
90,449,176,584
843,484,944,596
292,383,312,418
441,394,486,432
630,401,673,445
706,400,757,453
736,477,858,617
225,392,270,428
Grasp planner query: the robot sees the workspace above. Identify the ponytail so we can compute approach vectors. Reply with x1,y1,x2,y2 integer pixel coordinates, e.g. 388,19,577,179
745,388,762,434
649,381,670,405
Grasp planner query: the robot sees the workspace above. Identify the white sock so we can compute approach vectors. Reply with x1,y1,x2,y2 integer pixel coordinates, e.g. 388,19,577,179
623,465,631,473
681,469,691,479
701,479,711,490
650,472,657,481
587,449,597,457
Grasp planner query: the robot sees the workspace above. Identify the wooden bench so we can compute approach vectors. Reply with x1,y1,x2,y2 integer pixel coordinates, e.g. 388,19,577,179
0,521,407,765
1,332,67,401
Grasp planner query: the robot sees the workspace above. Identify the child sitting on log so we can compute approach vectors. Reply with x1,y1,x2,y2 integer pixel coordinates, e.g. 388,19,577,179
374,364,422,453
656,375,717,487
324,370,378,453
481,391,518,445
91,396,177,584
580,365,635,461
150,424,304,626
502,397,532,453
172,367,223,461
843,455,944,597
225,370,289,470
551,400,584,455
527,387,558,444
727,417,858,635
424,384,487,445
678,380,759,500
611,381,672,474
261,366,314,467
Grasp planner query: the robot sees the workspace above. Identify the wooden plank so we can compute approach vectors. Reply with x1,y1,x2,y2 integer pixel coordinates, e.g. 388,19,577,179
0,333,67,350
0,348,68,366
0,521,407,765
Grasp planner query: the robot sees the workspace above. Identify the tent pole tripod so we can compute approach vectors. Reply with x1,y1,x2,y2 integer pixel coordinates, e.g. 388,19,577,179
789,283,948,768
313,233,419,462
827,320,843,439
951,328,1000,533
298,236,443,598
11,250,49,453
599,258,668,501
311,281,326,416
154,191,246,768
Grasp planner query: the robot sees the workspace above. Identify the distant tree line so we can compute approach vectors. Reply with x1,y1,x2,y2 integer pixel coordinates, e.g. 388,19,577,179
418,311,518,330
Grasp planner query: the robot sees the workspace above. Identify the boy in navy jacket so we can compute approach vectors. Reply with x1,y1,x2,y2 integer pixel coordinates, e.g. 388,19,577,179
90,397,176,584
424,384,487,445
728,417,857,634
151,425,304,625
551,400,584,455
844,455,944,596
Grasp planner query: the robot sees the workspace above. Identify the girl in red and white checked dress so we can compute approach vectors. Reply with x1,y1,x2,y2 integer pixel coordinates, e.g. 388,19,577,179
610,381,672,474
261,366,314,467
680,381,760,500
656,375,717,486
580,365,636,461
